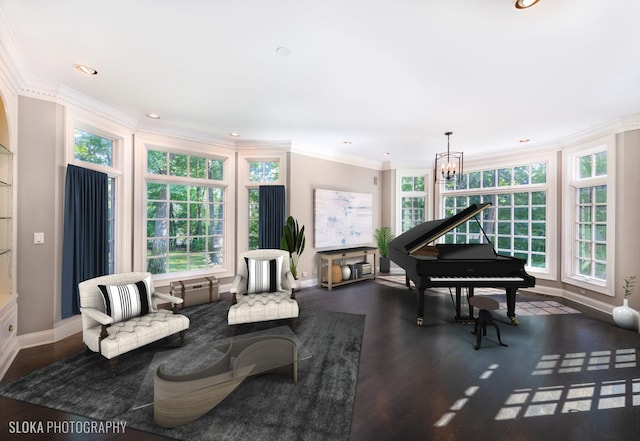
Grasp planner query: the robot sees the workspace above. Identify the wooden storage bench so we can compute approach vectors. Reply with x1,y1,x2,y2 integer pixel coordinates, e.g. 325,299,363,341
170,276,219,309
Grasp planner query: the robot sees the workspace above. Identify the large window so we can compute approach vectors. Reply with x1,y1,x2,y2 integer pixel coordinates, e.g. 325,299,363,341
145,149,226,275
401,175,426,233
73,128,118,273
563,138,614,294
395,171,429,234
440,161,549,271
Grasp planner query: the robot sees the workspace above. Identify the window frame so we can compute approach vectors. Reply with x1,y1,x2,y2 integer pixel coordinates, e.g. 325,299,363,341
236,148,288,254
134,136,235,281
562,135,616,295
435,149,557,281
395,168,432,235
66,111,133,273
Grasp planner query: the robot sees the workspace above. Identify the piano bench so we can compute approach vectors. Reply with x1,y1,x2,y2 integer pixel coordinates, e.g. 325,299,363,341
469,297,508,350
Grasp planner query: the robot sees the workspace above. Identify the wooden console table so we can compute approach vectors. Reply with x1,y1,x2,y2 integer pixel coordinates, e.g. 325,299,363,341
317,246,377,290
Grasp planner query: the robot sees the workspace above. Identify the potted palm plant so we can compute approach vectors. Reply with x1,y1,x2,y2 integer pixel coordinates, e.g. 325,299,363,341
281,216,306,279
374,226,394,273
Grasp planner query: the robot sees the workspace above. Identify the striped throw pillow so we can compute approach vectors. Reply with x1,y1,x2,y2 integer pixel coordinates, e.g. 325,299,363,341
98,279,153,323
245,256,283,294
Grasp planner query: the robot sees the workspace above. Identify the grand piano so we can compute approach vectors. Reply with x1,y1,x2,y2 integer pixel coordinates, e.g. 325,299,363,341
388,202,535,326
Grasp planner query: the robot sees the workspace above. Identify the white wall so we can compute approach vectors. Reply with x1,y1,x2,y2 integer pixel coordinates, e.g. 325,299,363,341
288,152,383,284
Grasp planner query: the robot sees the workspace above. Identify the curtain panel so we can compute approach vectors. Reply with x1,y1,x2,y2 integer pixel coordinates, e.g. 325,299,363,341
258,185,286,249
61,165,109,318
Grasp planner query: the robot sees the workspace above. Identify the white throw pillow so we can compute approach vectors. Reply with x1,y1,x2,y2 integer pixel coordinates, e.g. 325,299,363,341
98,279,153,323
245,256,283,294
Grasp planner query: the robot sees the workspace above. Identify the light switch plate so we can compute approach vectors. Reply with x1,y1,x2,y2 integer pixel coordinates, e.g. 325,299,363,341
34,232,45,244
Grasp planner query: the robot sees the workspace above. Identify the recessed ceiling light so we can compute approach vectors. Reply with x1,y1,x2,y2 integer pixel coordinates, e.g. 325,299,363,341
74,64,98,75
514,0,540,9
276,46,291,56
146,113,160,119
229,132,240,137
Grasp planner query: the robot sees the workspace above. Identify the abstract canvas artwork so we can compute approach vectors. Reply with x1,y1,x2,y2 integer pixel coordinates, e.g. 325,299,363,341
314,189,373,248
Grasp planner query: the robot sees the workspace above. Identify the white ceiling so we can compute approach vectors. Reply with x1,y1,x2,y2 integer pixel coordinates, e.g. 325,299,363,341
1,0,639,167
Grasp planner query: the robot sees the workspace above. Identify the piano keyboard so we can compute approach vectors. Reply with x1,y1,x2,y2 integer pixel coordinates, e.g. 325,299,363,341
430,276,525,282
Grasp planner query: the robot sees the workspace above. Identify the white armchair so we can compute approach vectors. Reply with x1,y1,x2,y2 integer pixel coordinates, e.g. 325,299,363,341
228,249,299,332
78,272,190,375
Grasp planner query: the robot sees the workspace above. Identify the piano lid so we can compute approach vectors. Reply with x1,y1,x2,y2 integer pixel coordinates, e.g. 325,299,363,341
389,202,492,255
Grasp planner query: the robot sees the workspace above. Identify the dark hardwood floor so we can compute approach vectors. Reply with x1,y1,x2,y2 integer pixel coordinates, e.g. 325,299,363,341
2,277,639,440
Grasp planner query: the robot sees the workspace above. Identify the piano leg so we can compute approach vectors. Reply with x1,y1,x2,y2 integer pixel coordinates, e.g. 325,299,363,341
505,287,519,326
417,287,425,326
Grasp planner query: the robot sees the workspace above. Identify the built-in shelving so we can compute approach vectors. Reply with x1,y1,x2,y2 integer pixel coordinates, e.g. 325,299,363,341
0,143,11,265
0,131,16,380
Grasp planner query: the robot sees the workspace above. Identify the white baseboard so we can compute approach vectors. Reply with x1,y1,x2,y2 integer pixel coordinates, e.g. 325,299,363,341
297,278,318,289
18,315,82,350
561,290,614,316
54,314,83,341
521,286,614,316
0,338,18,380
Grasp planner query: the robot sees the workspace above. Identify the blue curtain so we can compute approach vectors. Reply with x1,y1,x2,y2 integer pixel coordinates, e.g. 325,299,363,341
61,165,109,319
258,185,286,249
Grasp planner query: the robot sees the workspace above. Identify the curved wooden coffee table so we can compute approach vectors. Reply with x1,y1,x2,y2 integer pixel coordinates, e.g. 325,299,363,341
154,334,300,427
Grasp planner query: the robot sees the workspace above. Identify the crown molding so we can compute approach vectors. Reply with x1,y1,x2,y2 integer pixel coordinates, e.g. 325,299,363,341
0,47,21,97
17,83,139,132
558,117,626,149
58,85,138,127
384,159,432,170
621,113,640,131
0,10,27,95
134,127,236,152
290,143,383,170
235,139,292,151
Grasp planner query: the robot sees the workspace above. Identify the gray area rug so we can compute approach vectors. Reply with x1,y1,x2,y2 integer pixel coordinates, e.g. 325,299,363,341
0,302,365,441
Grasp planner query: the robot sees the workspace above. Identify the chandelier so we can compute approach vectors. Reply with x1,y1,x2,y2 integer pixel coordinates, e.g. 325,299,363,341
434,131,463,183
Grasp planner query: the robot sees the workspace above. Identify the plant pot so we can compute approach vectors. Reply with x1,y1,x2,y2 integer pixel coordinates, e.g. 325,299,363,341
379,257,391,273
612,298,639,331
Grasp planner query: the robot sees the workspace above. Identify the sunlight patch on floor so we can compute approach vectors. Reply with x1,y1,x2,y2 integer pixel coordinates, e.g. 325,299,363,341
495,378,640,420
434,350,640,427
433,365,495,427
532,348,637,375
